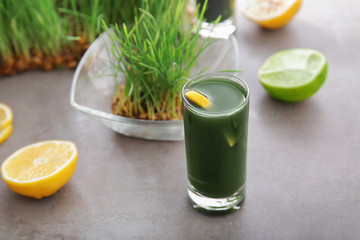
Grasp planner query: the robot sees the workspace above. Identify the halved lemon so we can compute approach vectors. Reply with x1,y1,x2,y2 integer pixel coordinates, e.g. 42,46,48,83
185,90,212,108
0,103,13,130
1,140,78,199
240,0,302,29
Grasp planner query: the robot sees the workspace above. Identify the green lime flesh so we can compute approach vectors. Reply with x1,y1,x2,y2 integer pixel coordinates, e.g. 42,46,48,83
259,48,328,102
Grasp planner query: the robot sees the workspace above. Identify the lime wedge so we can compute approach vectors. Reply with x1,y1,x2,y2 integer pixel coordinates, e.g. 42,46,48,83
258,48,328,102
224,132,237,147
185,90,212,108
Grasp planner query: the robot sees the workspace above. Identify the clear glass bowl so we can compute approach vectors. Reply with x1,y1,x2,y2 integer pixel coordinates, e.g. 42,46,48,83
70,31,240,141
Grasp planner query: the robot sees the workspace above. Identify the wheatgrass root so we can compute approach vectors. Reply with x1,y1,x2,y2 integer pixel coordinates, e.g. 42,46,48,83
111,85,183,121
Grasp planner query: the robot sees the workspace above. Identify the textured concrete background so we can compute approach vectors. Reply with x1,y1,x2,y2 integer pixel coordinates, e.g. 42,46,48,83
0,0,359,239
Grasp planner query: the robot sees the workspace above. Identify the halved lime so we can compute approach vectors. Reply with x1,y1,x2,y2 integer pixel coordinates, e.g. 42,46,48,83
258,48,328,102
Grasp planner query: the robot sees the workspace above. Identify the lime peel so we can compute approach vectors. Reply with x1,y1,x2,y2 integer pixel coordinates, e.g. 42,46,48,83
225,133,237,147
259,48,328,102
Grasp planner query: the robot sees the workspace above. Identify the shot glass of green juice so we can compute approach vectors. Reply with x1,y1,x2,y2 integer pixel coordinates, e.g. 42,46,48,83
182,72,249,213
193,0,236,39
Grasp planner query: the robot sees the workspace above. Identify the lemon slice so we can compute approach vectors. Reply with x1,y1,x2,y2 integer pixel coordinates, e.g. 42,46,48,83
1,140,78,199
0,103,13,130
240,0,302,29
185,90,212,108
0,125,13,145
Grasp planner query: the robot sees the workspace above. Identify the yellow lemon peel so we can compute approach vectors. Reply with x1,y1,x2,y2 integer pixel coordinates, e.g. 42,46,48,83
185,90,212,108
241,0,302,29
0,125,13,145
0,103,13,130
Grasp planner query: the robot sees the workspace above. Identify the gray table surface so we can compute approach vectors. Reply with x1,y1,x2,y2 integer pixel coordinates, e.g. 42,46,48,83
1,0,359,239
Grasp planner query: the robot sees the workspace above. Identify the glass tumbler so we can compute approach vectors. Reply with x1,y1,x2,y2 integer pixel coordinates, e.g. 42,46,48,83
182,72,249,214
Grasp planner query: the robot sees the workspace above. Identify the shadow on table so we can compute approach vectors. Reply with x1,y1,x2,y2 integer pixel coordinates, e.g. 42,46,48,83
253,93,328,144
0,182,85,229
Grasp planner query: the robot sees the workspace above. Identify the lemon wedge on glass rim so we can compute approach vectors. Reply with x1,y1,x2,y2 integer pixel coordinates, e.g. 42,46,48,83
185,90,212,109
1,140,78,199
240,0,302,29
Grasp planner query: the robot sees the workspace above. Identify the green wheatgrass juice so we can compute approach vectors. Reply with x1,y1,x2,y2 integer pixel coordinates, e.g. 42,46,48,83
197,0,234,22
183,75,249,199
